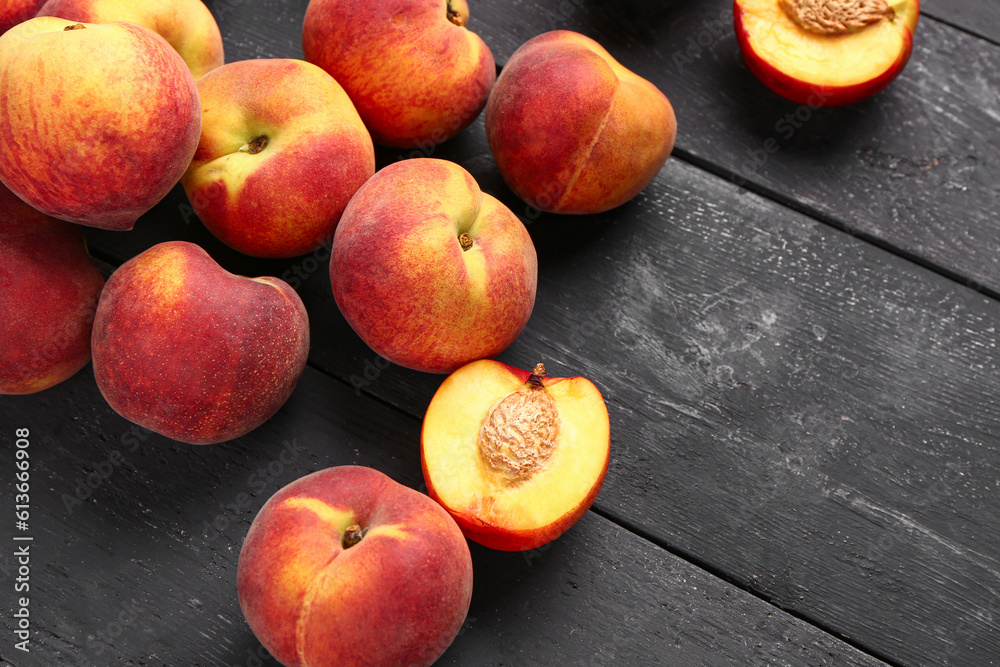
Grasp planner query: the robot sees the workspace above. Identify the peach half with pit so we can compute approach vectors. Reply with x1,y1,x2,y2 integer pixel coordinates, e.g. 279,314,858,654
734,0,920,106
421,360,611,551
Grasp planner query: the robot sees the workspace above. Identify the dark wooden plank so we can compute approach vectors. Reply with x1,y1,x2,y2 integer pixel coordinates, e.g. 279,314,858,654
469,0,1000,296
922,0,1000,45
85,127,1000,666
0,366,889,667
332,156,1000,667
73,2,1000,666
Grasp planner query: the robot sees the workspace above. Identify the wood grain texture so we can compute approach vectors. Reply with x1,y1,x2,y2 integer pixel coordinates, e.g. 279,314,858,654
469,0,1000,295
52,1,1000,666
922,0,1000,44
0,366,889,667
76,3,1000,665
84,125,1000,666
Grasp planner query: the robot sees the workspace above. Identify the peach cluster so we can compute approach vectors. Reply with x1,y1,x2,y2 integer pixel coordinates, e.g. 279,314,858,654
0,1,630,662
27,0,955,663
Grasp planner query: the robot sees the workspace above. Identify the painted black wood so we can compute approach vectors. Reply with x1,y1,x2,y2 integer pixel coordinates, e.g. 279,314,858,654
8,1,1000,666
922,0,1000,45
0,364,890,667
92,132,1000,666
469,0,1000,297
77,1,1000,666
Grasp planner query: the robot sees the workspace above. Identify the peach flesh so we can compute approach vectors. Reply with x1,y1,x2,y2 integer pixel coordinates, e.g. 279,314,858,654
422,360,611,551
735,0,919,105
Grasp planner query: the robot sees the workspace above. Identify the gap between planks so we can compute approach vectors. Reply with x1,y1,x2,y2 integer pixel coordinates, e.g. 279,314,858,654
586,503,904,667
920,10,1000,49
670,146,1000,303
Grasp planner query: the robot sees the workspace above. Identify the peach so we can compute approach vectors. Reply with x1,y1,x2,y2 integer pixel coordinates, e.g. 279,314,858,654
0,0,45,35
330,158,537,374
485,30,676,215
238,465,473,667
36,0,224,79
422,360,611,550
0,18,201,230
302,0,495,148
734,0,920,106
181,59,375,259
91,241,309,445
0,184,104,394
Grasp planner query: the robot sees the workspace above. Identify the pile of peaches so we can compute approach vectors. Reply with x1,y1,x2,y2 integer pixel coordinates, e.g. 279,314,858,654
0,0,918,664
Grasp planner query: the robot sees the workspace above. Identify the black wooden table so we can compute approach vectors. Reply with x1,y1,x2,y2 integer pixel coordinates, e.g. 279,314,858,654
3,1,999,665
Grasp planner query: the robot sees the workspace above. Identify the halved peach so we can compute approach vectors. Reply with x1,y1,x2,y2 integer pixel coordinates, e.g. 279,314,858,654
734,0,919,106
421,359,610,551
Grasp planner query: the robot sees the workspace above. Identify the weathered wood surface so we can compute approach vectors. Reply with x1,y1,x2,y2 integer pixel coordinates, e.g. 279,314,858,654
471,0,1000,296
92,130,1000,666
0,363,891,667
922,0,1000,44
6,0,1000,666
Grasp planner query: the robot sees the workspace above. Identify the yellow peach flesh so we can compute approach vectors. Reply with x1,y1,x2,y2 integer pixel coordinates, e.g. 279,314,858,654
740,0,916,87
423,361,609,534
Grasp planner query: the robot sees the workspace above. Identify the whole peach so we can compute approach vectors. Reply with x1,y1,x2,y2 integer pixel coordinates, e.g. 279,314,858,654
303,0,495,148
92,241,309,444
0,18,201,230
36,0,224,78
486,30,676,214
331,158,537,374
238,465,473,667
182,59,375,259
0,0,46,35
0,185,104,394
